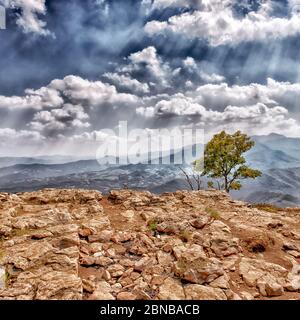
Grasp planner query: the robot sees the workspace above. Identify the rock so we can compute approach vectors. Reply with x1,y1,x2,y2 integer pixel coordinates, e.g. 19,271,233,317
240,291,254,300
282,242,299,252
111,231,133,243
191,216,210,229
208,232,241,257
0,267,5,289
107,264,125,278
1,188,300,301
94,256,113,267
80,255,95,266
119,258,134,268
239,258,287,295
156,222,178,234
130,272,140,281
88,230,114,243
82,279,96,293
257,276,284,297
285,264,300,292
89,281,115,300
209,275,230,289
111,283,123,293
134,257,155,272
288,251,300,258
151,275,166,286
156,251,173,268
158,278,185,300
184,285,227,300
30,231,53,240
0,225,12,238
0,282,35,300
209,220,231,233
118,277,133,287
35,272,82,300
173,244,206,261
92,251,103,258
102,270,111,281
121,210,135,219
81,218,110,235
117,292,137,300
174,255,224,284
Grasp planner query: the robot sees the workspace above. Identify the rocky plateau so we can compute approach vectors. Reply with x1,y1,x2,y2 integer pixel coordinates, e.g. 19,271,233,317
0,188,299,300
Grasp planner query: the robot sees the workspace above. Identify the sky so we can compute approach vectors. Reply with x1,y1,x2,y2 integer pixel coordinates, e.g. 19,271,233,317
1,0,300,156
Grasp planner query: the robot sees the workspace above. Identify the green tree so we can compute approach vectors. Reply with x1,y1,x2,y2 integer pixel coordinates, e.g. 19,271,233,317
198,130,261,193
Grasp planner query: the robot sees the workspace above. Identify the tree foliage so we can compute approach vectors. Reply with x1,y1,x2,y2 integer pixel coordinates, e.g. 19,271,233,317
198,130,261,192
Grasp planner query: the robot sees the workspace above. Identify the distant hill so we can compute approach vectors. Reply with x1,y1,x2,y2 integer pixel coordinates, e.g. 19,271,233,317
0,134,299,206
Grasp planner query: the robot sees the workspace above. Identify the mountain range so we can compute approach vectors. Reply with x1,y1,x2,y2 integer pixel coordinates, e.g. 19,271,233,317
0,134,299,207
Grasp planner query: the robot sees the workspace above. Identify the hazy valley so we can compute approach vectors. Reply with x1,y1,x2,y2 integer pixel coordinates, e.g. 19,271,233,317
0,134,299,207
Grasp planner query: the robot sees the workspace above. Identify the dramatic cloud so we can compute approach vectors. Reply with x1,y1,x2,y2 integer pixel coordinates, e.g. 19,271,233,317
49,75,140,108
145,0,300,46
113,48,225,94
121,46,171,89
2,0,51,35
30,104,90,136
103,73,150,95
0,86,63,110
136,78,300,137
1,1,300,156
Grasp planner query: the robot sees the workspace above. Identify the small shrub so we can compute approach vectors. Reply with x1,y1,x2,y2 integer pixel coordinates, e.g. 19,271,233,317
148,218,158,232
205,207,220,220
207,181,214,189
0,250,5,261
179,230,191,243
5,271,12,285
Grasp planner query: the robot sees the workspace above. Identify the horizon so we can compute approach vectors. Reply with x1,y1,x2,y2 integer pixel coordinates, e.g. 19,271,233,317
0,131,298,158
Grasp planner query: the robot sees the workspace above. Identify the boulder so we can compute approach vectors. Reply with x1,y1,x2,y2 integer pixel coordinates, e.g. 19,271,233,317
191,216,210,229
174,257,224,284
158,278,185,300
239,258,287,296
184,284,227,300
89,281,115,300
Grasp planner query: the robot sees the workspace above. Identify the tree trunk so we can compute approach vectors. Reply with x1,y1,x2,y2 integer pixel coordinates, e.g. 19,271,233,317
224,175,229,193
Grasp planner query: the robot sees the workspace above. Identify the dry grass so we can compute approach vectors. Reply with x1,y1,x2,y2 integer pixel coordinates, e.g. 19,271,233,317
252,203,283,213
0,250,5,260
205,207,221,219
179,230,192,243
12,228,31,237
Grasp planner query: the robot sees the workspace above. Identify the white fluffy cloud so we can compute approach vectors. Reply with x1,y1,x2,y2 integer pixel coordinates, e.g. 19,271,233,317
113,48,225,93
137,78,300,137
2,46,300,155
192,78,300,110
49,75,140,108
0,128,45,156
123,46,171,88
145,0,300,46
0,75,140,112
0,86,63,110
0,75,142,140
103,73,150,94
2,0,51,35
30,104,90,136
